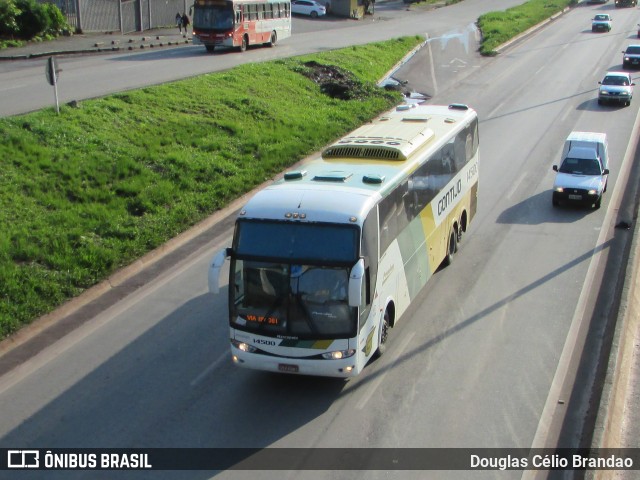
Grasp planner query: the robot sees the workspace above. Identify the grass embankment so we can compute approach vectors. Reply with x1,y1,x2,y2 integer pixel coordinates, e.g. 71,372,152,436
0,36,423,339
478,0,576,55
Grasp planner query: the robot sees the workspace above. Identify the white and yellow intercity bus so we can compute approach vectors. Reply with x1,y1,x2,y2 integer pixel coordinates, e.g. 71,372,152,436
209,102,479,377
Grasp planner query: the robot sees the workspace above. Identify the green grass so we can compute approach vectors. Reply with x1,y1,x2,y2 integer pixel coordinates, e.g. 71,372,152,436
478,0,576,55
0,36,423,338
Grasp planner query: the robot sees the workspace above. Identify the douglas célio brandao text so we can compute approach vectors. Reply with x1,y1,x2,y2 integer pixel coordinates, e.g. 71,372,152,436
470,454,634,470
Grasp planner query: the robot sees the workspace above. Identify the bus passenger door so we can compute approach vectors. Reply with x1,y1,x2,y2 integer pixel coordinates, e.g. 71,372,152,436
235,8,243,46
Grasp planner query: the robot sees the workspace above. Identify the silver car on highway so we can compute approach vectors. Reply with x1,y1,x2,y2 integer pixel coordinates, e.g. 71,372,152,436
598,71,634,106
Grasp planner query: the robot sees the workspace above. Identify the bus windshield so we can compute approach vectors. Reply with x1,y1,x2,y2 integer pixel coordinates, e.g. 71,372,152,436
234,220,358,263
230,220,359,338
193,4,234,30
231,261,356,338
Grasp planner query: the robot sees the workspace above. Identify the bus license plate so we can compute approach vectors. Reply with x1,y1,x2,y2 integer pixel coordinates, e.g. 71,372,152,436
278,363,299,373
568,194,582,200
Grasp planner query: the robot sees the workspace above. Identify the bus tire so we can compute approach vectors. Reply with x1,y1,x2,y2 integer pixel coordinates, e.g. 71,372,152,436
373,310,390,359
268,31,277,47
239,35,248,52
442,229,457,267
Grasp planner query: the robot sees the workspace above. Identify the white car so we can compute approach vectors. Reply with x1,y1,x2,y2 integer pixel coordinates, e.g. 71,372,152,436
598,71,634,106
552,132,609,209
292,0,326,17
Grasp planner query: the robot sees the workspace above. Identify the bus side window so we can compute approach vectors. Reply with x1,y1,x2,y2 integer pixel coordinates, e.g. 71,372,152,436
470,118,479,160
360,209,378,328
364,267,371,305
379,192,396,254
408,148,448,218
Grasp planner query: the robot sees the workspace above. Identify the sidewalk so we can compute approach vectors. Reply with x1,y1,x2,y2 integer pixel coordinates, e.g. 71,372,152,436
0,0,416,61
0,27,192,60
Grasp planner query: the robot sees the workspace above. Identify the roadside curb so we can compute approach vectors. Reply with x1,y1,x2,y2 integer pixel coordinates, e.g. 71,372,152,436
494,7,572,55
377,35,428,87
587,197,639,480
587,114,640,478
0,35,192,61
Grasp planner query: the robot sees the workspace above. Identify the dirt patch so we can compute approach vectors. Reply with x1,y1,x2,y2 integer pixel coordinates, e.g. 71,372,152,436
300,61,375,100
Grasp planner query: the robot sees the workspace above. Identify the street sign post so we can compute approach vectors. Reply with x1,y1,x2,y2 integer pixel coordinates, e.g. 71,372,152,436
45,56,62,114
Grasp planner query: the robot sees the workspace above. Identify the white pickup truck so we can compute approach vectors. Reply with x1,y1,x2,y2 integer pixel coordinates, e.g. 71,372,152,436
552,132,609,209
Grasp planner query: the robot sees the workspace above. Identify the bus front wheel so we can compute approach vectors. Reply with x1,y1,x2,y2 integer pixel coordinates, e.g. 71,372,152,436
239,35,248,52
373,310,390,359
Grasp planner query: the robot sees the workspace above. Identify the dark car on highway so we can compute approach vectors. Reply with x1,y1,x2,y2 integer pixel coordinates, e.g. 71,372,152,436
622,45,640,68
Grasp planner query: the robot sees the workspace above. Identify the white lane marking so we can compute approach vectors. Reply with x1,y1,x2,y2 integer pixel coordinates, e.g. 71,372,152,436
425,33,438,97
356,331,415,410
506,172,528,200
191,352,230,387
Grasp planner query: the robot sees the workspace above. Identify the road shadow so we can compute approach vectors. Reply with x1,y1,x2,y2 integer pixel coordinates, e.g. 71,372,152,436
0,288,347,479
496,191,594,226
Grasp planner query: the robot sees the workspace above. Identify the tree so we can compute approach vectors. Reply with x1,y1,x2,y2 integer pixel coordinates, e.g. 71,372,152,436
0,0,21,37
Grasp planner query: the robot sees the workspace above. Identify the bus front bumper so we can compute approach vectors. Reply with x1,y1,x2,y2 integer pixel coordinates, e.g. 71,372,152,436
230,347,361,378
192,33,234,48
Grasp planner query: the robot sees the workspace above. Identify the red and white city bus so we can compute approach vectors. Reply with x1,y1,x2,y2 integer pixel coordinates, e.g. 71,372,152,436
192,0,291,53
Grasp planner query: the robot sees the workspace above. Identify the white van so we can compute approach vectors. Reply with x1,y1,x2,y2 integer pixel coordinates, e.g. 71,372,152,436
552,132,609,209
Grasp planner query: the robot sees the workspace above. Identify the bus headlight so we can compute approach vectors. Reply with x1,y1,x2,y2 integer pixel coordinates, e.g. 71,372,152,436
231,339,257,353
322,349,356,360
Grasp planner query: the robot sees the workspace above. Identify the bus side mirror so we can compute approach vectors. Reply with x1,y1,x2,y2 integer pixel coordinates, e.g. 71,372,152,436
552,165,558,172
208,248,230,294
348,259,365,307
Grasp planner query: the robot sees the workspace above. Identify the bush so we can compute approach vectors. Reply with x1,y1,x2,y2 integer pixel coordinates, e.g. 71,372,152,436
42,2,70,36
0,0,71,41
15,0,50,39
